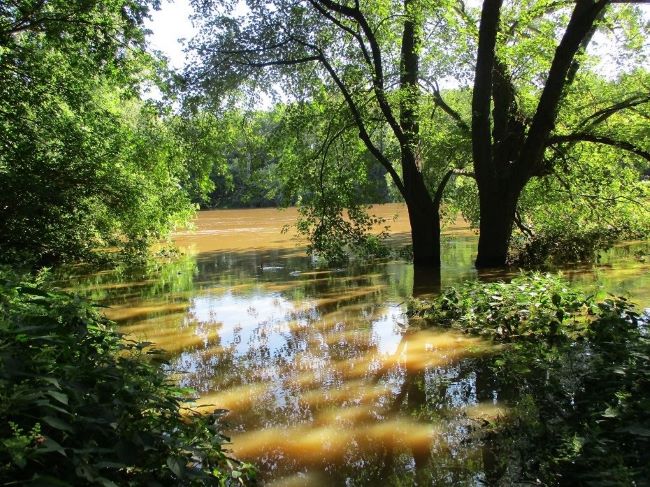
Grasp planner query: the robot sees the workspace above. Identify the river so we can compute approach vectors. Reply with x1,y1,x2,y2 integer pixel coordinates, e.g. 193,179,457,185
59,204,650,485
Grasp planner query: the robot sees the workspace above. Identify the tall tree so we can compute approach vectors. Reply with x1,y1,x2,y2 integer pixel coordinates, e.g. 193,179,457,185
470,0,650,267
0,0,203,263
188,0,457,267
188,0,649,269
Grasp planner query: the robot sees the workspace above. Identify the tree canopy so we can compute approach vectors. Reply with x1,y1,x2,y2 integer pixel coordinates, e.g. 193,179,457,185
186,0,649,268
0,0,212,264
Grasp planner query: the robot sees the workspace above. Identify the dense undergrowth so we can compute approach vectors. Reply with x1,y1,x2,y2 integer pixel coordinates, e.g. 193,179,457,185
410,274,650,485
0,270,256,486
507,225,649,268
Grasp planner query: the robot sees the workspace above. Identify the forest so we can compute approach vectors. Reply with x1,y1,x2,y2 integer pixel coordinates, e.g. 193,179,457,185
1,0,649,485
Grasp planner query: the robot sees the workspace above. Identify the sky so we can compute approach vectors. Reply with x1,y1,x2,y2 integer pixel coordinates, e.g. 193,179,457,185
144,0,650,78
145,0,195,71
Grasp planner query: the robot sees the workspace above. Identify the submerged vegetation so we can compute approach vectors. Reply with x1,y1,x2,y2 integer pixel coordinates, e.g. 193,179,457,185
411,273,650,484
0,270,256,485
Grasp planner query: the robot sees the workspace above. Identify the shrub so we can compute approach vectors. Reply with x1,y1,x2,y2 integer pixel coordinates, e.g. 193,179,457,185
409,274,649,484
408,272,591,340
507,227,619,267
0,270,256,486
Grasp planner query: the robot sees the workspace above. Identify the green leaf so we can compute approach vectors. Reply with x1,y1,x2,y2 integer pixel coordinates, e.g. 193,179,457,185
46,391,69,406
37,437,67,457
602,407,619,418
167,456,186,478
42,416,74,433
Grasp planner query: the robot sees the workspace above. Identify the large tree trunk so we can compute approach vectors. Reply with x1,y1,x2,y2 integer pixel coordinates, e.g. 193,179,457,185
401,147,442,267
407,200,441,268
475,181,523,268
399,0,442,268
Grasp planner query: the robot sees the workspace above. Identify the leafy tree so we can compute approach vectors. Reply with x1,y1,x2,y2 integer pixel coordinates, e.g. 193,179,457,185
273,96,395,263
0,269,256,485
468,0,650,266
186,0,464,267
432,74,650,265
0,0,202,264
186,0,649,269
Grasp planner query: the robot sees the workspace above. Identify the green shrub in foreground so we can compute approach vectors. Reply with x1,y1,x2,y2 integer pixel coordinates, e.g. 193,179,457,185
0,270,256,486
410,273,650,484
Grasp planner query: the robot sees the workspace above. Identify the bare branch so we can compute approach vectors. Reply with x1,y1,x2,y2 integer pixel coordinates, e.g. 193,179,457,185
421,78,470,133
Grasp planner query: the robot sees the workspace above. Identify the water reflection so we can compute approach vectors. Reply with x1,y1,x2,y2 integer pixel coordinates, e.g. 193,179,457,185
57,205,649,485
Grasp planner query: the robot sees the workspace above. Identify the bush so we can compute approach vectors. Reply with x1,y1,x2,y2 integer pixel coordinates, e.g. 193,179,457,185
0,270,256,486
507,227,619,267
295,205,390,267
408,272,591,340
409,274,650,484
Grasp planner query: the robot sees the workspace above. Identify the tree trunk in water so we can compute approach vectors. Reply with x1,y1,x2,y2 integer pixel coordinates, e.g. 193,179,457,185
407,201,441,268
398,0,441,268
402,149,441,268
412,266,441,296
475,184,521,268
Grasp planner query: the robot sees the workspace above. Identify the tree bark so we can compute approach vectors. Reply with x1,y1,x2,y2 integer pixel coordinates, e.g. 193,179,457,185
475,180,524,268
472,0,609,268
402,148,442,267
399,0,442,267
407,197,441,267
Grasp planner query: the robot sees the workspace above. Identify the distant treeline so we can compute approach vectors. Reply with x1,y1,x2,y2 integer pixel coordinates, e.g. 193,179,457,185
187,108,396,210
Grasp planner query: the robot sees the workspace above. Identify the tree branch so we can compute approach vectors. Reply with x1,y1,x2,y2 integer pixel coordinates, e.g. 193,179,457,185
514,210,534,238
472,0,503,179
547,133,650,162
577,93,650,130
234,54,323,67
433,168,475,208
518,0,609,178
307,0,373,69
316,53,407,196
422,79,470,133
314,0,407,146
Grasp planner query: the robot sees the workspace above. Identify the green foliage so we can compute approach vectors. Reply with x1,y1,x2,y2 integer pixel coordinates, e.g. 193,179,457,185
295,204,390,267
508,227,618,267
0,270,256,485
410,273,650,484
0,1,201,266
409,273,590,340
506,70,650,266
272,97,394,266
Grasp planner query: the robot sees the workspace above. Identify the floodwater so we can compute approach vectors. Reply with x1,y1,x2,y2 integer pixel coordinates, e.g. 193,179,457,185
61,204,650,485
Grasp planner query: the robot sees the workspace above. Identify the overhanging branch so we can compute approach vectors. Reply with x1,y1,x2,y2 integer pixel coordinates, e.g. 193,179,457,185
547,133,650,162
433,168,475,208
577,93,650,130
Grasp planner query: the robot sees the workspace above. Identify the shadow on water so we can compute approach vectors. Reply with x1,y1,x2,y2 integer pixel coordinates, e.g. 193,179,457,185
56,207,650,485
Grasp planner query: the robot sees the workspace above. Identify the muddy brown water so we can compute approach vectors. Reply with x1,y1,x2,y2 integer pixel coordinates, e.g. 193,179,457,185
60,204,650,485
